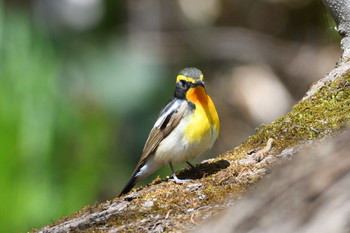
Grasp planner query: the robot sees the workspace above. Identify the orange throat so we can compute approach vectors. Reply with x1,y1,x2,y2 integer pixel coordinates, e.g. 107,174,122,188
185,86,220,136
186,86,208,105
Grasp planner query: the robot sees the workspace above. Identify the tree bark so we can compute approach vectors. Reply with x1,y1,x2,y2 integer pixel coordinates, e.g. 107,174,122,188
196,129,350,233
322,0,350,59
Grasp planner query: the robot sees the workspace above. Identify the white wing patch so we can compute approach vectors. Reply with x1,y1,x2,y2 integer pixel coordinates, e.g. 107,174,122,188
154,100,182,128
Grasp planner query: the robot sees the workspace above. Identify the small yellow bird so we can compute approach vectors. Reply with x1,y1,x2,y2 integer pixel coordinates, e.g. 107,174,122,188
119,67,219,196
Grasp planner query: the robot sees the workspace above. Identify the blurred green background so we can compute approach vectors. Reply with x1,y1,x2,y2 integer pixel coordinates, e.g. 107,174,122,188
0,0,340,232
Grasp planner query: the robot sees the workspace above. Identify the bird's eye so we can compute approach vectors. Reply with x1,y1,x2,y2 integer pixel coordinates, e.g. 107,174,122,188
180,80,187,87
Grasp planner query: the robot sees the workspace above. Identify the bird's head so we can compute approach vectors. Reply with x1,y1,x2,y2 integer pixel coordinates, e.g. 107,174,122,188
174,67,205,99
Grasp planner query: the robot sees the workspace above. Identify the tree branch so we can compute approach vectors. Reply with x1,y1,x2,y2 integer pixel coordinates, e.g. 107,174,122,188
322,0,350,59
196,129,350,233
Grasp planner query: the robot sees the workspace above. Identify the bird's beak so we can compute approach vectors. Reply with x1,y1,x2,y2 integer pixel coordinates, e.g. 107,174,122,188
193,80,205,87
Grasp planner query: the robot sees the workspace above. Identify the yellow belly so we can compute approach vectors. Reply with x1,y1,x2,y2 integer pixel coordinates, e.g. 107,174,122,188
154,86,219,165
184,86,219,144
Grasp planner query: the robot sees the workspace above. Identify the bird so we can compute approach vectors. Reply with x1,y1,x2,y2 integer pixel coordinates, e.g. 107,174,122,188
118,67,219,197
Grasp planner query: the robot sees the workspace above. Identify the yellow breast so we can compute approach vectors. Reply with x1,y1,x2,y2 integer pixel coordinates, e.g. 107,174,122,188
184,86,220,143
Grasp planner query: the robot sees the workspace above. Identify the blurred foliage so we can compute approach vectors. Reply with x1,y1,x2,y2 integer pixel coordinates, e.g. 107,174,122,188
0,1,171,232
0,4,112,232
0,0,341,232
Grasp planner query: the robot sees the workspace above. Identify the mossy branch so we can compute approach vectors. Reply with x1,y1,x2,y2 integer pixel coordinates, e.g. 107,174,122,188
35,61,350,232
34,2,350,232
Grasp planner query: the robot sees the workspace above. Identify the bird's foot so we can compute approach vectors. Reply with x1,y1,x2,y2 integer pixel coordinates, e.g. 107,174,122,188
168,174,192,184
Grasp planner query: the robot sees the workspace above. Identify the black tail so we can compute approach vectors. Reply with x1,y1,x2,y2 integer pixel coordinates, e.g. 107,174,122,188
118,173,138,197
118,159,154,197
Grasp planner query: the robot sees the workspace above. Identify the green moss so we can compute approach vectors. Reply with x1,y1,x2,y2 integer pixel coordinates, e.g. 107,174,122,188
231,70,350,158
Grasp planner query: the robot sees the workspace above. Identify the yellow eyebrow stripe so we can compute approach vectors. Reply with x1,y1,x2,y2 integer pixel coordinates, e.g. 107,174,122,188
176,74,204,83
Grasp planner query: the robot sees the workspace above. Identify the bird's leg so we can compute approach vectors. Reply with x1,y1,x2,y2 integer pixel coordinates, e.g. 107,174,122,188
186,161,197,169
168,162,192,183
186,161,206,176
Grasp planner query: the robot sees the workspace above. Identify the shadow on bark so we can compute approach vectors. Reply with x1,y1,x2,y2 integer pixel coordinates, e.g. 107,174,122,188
175,159,230,180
